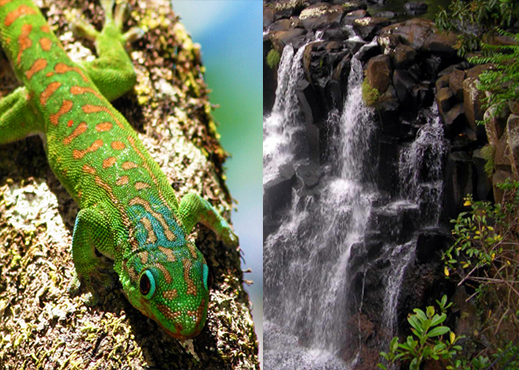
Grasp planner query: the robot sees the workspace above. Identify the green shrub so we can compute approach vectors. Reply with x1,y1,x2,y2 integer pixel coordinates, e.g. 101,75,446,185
266,49,281,69
378,296,464,370
362,79,379,107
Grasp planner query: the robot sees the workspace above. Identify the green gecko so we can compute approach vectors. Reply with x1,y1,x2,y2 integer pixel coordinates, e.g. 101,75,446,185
0,0,238,339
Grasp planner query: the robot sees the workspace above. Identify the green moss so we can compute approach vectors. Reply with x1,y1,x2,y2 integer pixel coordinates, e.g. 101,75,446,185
361,79,380,107
481,144,495,177
266,49,281,69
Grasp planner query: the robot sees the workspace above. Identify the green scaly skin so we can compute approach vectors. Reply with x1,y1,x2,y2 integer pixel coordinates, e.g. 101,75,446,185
0,0,238,339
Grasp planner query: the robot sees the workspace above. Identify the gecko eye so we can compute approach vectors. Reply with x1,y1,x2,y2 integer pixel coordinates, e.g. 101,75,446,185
139,270,156,299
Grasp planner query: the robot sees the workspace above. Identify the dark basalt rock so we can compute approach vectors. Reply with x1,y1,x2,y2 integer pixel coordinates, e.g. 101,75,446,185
366,54,393,94
352,17,391,40
404,1,427,16
300,3,344,31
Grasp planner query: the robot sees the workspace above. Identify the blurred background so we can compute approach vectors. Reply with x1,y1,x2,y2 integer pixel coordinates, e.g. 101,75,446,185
170,0,263,364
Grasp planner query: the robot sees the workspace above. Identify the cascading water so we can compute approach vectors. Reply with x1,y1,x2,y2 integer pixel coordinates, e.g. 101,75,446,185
264,42,313,184
264,47,376,369
264,39,448,368
382,104,448,337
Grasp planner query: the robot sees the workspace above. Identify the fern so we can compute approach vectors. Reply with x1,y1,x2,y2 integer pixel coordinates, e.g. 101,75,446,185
469,29,519,117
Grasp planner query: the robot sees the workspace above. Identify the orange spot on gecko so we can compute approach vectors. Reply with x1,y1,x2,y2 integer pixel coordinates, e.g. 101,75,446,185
187,299,206,321
63,122,87,145
122,161,138,170
155,263,172,284
162,289,178,300
49,100,72,125
140,250,149,264
67,120,74,127
183,259,197,296
158,246,176,262
5,5,37,27
40,82,61,106
128,197,176,241
82,105,124,129
95,122,112,132
102,157,117,168
39,37,52,51
73,139,103,159
116,176,129,186
55,64,89,83
78,190,82,198
25,58,46,79
46,72,53,77
0,0,14,6
41,24,50,32
187,242,198,260
82,164,96,175
140,217,157,244
135,181,150,190
157,303,181,321
17,23,32,64
111,141,125,150
71,85,102,99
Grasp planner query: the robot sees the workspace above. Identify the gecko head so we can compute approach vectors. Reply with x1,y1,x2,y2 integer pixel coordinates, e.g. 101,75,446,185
123,244,210,339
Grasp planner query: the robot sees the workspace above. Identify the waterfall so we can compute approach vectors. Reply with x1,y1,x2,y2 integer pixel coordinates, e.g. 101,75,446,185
382,103,448,337
264,38,448,368
264,47,375,369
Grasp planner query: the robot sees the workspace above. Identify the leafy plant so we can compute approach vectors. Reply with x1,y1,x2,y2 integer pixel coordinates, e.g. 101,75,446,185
469,29,519,119
443,179,519,351
378,296,463,370
266,49,281,69
435,0,519,56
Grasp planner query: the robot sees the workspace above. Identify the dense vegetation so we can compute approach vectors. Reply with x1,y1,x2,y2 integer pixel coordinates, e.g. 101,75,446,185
380,1,519,368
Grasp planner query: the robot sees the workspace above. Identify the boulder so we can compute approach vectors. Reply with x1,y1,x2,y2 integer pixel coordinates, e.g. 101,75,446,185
353,17,391,40
341,9,368,26
473,149,493,200
392,43,417,68
404,1,427,15
376,85,400,112
379,18,456,54
436,87,455,115
263,163,296,220
337,0,367,13
506,114,519,178
484,104,509,147
264,6,275,29
268,28,306,50
366,54,393,94
442,104,465,126
268,18,293,32
296,162,321,188
356,41,381,62
493,170,512,203
448,69,466,101
272,0,305,20
494,129,511,169
393,69,417,104
510,100,519,115
443,151,474,220
463,77,486,131
300,3,344,31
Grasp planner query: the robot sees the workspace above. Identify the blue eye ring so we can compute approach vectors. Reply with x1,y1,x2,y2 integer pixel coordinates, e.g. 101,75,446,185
139,270,156,299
